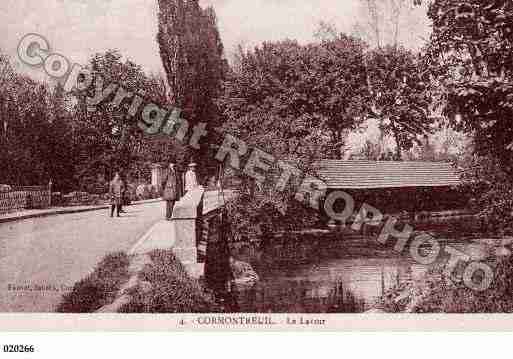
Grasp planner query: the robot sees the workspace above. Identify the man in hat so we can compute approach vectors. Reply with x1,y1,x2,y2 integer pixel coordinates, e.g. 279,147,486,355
184,162,199,195
109,172,124,218
162,163,179,219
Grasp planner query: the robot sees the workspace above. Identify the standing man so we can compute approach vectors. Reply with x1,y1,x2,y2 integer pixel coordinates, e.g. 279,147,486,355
184,162,199,195
109,172,124,218
162,163,178,220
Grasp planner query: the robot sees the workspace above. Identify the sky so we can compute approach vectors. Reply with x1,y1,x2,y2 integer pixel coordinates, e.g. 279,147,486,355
1,0,431,80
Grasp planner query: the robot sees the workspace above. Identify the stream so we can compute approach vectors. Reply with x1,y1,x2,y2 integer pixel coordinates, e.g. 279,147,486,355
230,230,489,313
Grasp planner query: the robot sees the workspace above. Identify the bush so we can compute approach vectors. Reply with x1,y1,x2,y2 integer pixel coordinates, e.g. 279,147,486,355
380,254,513,313
462,156,513,234
225,190,320,244
413,255,513,313
56,252,130,313
119,250,222,313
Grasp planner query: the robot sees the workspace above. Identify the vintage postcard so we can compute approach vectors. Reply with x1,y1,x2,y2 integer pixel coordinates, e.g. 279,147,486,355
1,0,513,332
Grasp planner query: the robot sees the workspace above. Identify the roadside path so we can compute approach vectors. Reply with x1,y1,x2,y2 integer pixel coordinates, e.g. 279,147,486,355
0,201,165,312
0,198,162,224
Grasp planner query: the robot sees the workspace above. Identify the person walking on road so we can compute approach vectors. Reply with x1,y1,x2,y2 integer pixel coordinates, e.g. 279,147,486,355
162,163,179,220
184,162,199,195
109,172,125,218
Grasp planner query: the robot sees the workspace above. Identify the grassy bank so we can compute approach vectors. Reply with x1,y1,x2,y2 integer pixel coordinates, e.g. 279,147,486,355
56,252,130,313
119,250,222,313
380,254,513,313
57,249,222,313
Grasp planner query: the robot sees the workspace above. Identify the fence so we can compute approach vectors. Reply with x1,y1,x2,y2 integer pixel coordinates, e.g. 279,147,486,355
0,185,51,215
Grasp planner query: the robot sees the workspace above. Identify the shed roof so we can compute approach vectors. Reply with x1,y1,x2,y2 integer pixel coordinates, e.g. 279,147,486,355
315,160,461,190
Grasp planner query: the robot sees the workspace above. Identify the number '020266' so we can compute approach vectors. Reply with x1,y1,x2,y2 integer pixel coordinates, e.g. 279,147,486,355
3,345,35,353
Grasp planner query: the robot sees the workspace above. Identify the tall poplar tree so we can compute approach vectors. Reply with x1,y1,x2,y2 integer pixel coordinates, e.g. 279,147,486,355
157,0,227,176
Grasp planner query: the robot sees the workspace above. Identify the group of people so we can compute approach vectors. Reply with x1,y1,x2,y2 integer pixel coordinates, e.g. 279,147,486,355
107,162,199,219
162,162,199,219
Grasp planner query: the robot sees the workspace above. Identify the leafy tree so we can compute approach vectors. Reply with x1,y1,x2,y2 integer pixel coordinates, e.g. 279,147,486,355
424,0,513,173
220,37,369,160
218,37,371,239
44,83,76,191
0,57,75,191
409,0,513,233
72,50,167,187
366,46,433,159
0,53,15,141
6,79,52,185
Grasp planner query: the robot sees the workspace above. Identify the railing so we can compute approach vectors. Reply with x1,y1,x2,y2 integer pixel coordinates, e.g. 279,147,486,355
0,185,51,215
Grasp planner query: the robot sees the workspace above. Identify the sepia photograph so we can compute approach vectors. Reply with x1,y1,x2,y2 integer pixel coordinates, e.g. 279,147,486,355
1,0,513,333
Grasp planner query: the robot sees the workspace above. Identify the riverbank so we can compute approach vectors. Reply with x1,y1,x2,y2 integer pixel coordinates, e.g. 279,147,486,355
377,237,513,313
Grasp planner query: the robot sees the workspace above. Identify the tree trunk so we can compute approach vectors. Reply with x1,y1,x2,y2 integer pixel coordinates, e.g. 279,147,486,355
391,121,402,160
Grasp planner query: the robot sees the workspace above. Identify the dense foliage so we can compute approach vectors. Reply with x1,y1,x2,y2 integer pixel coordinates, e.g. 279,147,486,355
120,250,222,313
366,46,433,159
412,0,513,232
2,0,227,192
460,155,513,233
381,253,513,313
73,50,169,188
218,36,375,239
220,38,370,158
425,0,513,173
0,56,75,191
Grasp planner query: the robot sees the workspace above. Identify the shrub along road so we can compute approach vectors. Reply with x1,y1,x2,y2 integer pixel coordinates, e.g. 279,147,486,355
0,201,165,312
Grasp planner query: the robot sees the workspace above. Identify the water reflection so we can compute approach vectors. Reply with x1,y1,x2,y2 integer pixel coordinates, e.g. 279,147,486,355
245,259,420,312
230,235,488,313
